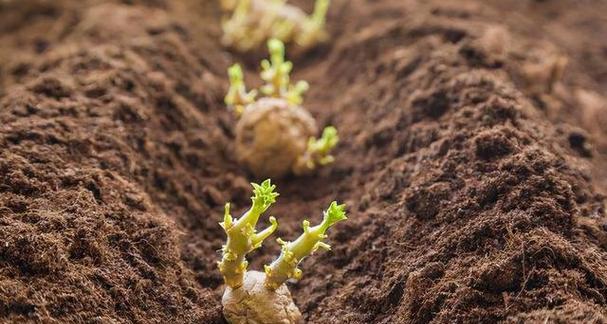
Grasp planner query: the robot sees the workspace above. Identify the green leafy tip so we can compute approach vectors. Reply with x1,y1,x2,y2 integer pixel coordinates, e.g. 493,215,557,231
320,201,347,231
286,80,309,106
252,216,279,249
308,126,339,165
221,202,233,230
225,64,257,116
268,38,286,60
228,63,243,83
293,126,339,175
259,38,308,105
251,179,279,213
260,39,290,96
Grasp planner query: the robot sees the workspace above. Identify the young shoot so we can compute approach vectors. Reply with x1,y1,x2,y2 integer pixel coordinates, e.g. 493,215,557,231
220,191,348,324
225,64,257,116
218,179,279,288
260,38,309,104
294,126,339,175
264,201,347,290
309,126,339,165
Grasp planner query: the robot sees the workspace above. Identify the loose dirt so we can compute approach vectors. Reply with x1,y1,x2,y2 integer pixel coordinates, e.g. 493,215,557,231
0,0,606,323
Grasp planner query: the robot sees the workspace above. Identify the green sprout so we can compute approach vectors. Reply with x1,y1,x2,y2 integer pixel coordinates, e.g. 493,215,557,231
220,186,348,323
293,126,339,174
285,79,309,106
218,179,279,288
308,125,339,166
225,39,338,178
224,39,308,115
259,38,309,106
264,201,347,290
296,0,331,47
260,38,290,97
225,64,258,116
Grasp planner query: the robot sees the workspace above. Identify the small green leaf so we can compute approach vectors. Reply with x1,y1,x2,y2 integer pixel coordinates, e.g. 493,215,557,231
251,179,279,213
300,126,339,171
320,201,347,230
259,39,309,104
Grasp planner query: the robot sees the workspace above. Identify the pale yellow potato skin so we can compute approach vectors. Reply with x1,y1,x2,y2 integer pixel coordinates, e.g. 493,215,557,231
221,0,308,23
222,271,303,324
235,98,317,178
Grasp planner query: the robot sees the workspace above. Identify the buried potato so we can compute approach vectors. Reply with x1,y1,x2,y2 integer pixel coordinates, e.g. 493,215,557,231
226,39,338,178
222,271,302,324
218,180,347,324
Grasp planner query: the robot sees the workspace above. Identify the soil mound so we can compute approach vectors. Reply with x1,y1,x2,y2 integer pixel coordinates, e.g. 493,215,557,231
0,2,229,322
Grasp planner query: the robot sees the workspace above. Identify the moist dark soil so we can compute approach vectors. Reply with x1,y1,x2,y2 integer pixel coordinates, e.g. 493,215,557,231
1,0,606,323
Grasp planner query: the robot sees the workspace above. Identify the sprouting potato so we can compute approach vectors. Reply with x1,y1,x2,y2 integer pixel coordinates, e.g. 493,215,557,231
218,180,346,324
221,0,330,52
225,39,338,179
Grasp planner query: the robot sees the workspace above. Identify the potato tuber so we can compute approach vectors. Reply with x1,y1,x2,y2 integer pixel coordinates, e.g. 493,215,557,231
226,39,338,178
219,183,347,324
221,0,330,52
235,98,318,179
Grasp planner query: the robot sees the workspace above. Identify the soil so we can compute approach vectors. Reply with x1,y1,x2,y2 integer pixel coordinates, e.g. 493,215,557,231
0,0,606,323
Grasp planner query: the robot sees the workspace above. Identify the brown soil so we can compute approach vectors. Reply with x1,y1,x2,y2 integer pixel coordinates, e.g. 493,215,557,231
1,0,606,323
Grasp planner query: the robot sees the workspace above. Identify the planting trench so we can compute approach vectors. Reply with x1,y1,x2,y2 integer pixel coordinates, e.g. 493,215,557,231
1,0,607,323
